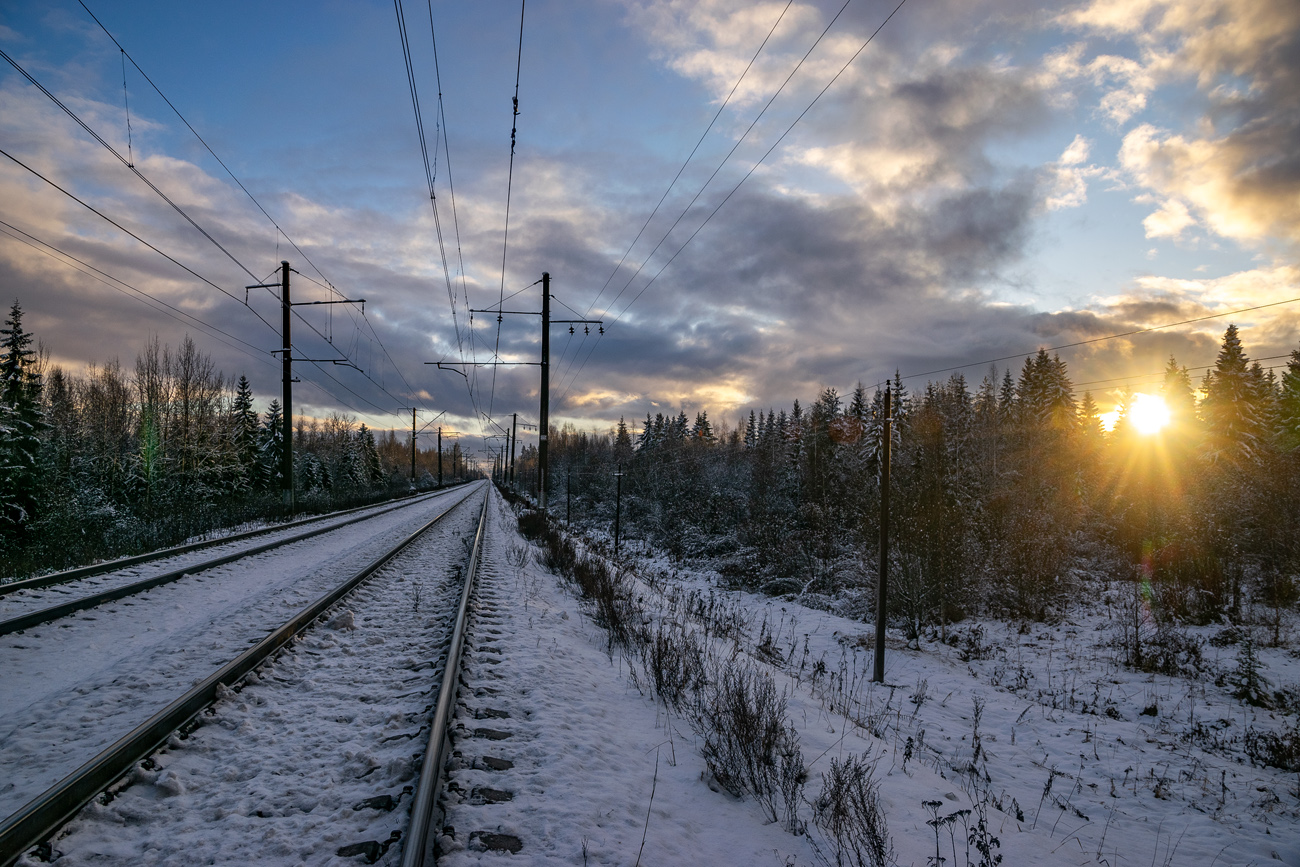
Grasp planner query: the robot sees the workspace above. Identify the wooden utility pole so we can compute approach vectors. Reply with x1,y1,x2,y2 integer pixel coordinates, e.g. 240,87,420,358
873,385,892,684
614,464,624,556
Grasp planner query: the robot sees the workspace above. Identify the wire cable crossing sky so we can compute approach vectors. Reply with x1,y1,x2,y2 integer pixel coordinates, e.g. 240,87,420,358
0,0,1296,455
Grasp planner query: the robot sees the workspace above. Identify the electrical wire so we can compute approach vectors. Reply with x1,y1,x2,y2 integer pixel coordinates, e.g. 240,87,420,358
73,0,432,426
77,0,342,299
0,146,281,336
0,218,276,368
558,0,911,402
0,46,261,283
488,0,528,423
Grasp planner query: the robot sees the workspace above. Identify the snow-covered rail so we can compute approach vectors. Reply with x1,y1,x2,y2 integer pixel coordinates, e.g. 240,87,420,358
0,482,489,866
0,485,469,635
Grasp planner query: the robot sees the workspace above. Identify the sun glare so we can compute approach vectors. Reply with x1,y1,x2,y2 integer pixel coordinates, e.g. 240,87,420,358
1129,393,1171,435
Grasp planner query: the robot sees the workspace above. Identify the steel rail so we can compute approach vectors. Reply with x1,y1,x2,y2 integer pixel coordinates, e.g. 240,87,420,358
402,489,490,867
0,481,470,597
0,485,464,637
0,481,487,867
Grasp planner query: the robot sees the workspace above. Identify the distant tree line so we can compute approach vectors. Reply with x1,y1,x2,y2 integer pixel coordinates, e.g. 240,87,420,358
531,324,1300,635
0,302,470,579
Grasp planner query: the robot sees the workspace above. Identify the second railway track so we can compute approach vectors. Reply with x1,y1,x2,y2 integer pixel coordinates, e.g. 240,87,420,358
0,485,468,635
0,482,487,839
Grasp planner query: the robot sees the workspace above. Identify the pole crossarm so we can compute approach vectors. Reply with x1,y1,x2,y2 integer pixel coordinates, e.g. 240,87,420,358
269,351,362,372
470,307,542,316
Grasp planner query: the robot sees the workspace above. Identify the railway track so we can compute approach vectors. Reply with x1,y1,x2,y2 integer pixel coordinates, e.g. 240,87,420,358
0,481,490,866
0,484,469,634
0,483,485,847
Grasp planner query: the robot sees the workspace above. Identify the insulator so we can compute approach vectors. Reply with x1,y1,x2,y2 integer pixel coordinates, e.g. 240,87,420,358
584,325,589,335
569,325,574,335
599,326,604,335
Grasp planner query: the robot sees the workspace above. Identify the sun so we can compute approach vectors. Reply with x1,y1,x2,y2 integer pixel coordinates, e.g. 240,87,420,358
1128,393,1171,435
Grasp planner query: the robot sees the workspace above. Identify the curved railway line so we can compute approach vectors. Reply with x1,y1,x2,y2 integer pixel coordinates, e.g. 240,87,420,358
0,482,492,866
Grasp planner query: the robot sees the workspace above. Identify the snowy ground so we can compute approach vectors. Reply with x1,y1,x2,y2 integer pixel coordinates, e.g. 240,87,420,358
438,495,1298,866
13,484,1299,865
0,484,479,821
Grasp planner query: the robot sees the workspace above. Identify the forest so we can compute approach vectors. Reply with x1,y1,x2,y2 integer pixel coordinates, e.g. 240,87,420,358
0,303,469,579
530,323,1300,646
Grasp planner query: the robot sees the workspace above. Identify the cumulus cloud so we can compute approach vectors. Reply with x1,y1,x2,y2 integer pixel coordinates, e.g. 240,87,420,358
1064,0,1300,250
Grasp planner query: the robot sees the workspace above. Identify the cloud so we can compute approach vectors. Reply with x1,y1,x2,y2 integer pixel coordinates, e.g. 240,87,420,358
1044,134,1102,210
1063,0,1300,251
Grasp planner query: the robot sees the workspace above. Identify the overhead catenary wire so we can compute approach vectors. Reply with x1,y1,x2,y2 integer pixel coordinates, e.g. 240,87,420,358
76,0,342,301
71,0,434,427
0,46,261,285
487,0,528,424
391,0,483,433
5,8,436,433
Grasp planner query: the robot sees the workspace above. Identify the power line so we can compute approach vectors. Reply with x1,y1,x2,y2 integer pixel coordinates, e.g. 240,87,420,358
0,218,276,368
76,0,342,299
573,0,797,326
0,145,281,336
559,0,911,401
72,1,430,421
0,46,260,284
488,0,528,424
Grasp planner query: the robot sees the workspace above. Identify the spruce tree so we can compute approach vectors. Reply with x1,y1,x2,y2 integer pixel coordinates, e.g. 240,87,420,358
259,400,285,489
1279,345,1300,451
1202,324,1265,464
231,375,260,487
0,302,44,528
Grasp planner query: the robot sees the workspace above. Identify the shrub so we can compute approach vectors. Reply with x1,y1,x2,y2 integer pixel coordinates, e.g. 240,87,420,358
687,660,805,826
812,754,893,867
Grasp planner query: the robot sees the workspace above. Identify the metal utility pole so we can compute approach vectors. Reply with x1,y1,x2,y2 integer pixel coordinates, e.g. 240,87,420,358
437,426,443,487
613,464,624,557
873,385,892,684
566,468,572,526
410,409,417,482
279,261,293,508
447,271,599,507
510,412,519,485
539,272,550,513
249,262,363,514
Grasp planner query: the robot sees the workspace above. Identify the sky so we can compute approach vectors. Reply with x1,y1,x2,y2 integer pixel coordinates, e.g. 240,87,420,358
1,0,1298,462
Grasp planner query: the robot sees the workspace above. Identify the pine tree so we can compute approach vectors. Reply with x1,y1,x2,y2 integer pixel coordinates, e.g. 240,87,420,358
614,416,633,460
1201,324,1265,464
691,411,715,443
0,302,44,528
259,400,285,489
1279,345,1300,451
231,375,260,488
357,424,383,486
